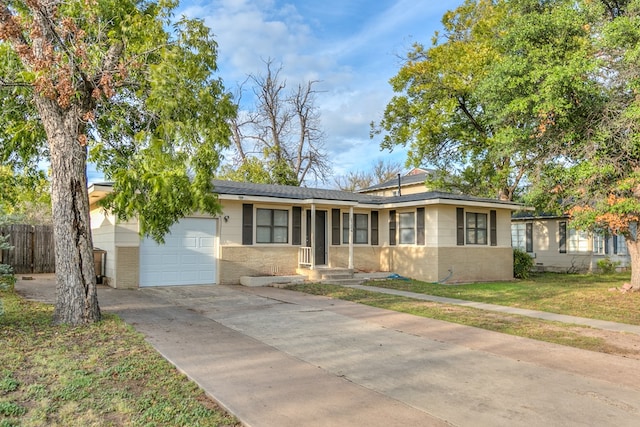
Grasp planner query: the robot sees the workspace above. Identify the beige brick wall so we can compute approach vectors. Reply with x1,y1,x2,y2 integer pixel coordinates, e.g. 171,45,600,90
378,245,513,283
219,246,299,284
113,246,139,289
328,246,386,272
389,247,439,282
436,246,513,283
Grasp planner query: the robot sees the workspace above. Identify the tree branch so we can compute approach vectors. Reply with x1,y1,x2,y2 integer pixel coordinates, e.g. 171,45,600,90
456,95,485,134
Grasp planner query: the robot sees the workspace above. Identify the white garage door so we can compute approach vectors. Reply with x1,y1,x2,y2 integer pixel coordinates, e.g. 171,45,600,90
139,218,217,287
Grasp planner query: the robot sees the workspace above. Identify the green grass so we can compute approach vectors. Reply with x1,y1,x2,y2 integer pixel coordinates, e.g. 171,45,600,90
0,289,239,427
366,272,640,325
287,272,640,356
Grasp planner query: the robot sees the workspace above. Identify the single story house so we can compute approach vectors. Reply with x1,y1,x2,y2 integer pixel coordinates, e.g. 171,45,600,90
511,214,630,273
362,170,631,273
88,179,524,288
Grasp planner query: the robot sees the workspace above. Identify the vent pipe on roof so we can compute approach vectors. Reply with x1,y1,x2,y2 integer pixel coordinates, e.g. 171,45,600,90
397,173,402,196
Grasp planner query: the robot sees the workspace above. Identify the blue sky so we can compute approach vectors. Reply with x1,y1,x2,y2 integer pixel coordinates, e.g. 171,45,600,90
87,1,464,184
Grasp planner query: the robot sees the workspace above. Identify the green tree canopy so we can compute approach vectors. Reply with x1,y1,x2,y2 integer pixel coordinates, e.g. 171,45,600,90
373,0,598,201
0,0,235,323
376,0,640,289
0,166,51,224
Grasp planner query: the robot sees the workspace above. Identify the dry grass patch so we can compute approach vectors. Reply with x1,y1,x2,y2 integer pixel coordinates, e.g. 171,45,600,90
0,290,239,427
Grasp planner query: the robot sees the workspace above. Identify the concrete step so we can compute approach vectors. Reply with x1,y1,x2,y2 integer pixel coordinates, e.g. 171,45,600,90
298,267,354,281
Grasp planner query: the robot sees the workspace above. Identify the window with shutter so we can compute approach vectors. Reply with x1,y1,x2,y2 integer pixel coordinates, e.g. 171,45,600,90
525,222,533,252
490,210,497,246
416,207,425,245
456,208,464,246
331,209,341,245
292,207,302,245
389,210,397,246
371,211,379,246
242,204,253,245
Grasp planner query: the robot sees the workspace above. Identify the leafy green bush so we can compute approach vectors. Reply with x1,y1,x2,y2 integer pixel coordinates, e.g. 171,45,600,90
0,273,15,292
597,257,620,274
513,248,534,279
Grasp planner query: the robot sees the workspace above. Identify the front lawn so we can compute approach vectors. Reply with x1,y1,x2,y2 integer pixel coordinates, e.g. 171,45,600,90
366,272,640,325
286,273,640,357
0,289,239,427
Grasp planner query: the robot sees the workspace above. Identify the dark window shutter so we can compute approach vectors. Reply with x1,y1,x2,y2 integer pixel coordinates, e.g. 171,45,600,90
490,210,497,247
371,211,379,245
605,234,610,255
242,204,253,245
389,210,397,246
525,223,533,253
292,207,302,245
332,209,341,245
559,221,567,253
613,235,618,254
456,208,464,246
416,207,425,245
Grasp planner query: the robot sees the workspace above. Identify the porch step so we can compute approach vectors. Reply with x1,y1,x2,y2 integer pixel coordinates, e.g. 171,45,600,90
320,271,394,286
319,268,353,281
297,267,354,282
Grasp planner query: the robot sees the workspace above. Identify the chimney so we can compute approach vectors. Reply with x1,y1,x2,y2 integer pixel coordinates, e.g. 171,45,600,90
397,173,402,196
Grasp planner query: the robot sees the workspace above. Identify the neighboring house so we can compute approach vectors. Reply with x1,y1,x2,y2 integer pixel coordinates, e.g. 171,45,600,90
88,179,523,288
511,214,630,273
358,168,432,196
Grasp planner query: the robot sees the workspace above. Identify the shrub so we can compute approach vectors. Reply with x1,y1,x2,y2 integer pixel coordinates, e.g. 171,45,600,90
597,257,620,274
0,273,16,292
513,248,534,279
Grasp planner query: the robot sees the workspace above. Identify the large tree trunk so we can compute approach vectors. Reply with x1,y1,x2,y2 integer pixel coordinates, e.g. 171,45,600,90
627,238,640,291
37,98,100,325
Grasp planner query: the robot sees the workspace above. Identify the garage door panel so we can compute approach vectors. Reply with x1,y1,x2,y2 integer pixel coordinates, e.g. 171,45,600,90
140,218,217,287
162,254,181,264
181,237,198,247
200,237,215,247
181,254,202,265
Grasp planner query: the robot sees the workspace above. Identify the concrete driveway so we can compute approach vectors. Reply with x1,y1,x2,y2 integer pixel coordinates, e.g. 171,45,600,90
16,277,640,426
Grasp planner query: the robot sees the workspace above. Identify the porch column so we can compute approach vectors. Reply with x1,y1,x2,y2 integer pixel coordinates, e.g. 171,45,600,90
348,206,354,269
310,203,316,270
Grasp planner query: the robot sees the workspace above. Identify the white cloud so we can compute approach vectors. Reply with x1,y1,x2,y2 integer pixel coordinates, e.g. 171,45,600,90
178,0,455,183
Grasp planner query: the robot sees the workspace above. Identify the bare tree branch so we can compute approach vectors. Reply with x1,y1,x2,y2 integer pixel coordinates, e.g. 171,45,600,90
226,59,330,185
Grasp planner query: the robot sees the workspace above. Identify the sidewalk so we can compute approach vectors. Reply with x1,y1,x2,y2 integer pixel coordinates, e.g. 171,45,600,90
345,284,640,335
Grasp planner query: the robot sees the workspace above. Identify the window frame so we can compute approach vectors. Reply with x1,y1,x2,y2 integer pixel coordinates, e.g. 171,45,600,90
511,223,527,251
568,228,590,253
398,211,416,245
614,235,628,255
342,212,369,244
256,208,289,244
511,222,533,252
592,233,606,255
466,212,488,245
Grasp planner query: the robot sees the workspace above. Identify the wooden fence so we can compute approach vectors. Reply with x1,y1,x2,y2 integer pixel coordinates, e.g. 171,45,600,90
0,224,55,274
